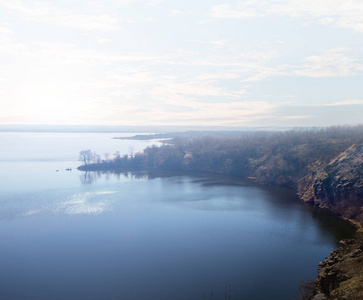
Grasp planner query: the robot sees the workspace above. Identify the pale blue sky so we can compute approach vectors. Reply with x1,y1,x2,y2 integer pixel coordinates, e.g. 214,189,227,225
1,0,363,127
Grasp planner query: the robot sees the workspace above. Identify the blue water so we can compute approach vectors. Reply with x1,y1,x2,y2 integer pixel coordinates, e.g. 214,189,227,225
0,132,356,299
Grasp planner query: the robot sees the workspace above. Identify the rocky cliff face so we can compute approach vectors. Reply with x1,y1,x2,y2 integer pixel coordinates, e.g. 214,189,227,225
297,144,363,299
298,144,363,227
310,233,363,299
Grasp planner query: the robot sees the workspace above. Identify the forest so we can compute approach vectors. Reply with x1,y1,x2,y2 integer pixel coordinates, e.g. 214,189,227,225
78,125,363,188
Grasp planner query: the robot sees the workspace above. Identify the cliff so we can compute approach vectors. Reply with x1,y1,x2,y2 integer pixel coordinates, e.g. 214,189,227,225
309,232,363,299
295,144,363,299
298,144,363,227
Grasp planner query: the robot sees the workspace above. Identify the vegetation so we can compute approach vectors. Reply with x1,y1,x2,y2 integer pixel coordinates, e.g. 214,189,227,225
78,125,363,299
78,125,363,188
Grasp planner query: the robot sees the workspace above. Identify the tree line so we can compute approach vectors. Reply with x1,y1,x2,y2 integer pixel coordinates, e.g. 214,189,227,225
78,125,363,187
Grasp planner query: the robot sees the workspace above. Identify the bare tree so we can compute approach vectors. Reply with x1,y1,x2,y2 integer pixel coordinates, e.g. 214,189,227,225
114,151,120,160
129,145,135,158
94,153,101,164
104,152,110,162
79,149,93,165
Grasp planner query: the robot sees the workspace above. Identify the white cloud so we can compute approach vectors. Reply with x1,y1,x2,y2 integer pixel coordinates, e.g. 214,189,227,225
0,25,14,36
195,70,244,81
145,17,157,22
0,0,121,31
294,49,361,77
114,100,278,126
48,14,120,31
210,0,363,32
208,39,230,47
171,10,183,16
182,50,278,68
243,65,290,81
274,99,363,109
114,0,139,5
151,81,247,99
0,0,53,17
272,0,363,32
1,0,362,127
187,49,363,81
0,36,164,66
322,99,363,106
148,0,164,6
98,38,112,44
211,4,258,19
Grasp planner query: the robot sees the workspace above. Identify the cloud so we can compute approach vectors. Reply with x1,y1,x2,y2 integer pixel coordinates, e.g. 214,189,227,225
98,38,112,44
148,0,164,6
211,4,259,19
151,81,247,99
171,9,183,16
273,0,363,33
0,35,164,66
188,49,362,81
270,99,363,126
0,0,121,31
208,39,230,47
114,0,139,5
210,0,363,32
47,14,120,31
294,49,362,77
322,99,363,106
174,49,291,82
0,25,14,36
110,100,278,126
187,50,278,67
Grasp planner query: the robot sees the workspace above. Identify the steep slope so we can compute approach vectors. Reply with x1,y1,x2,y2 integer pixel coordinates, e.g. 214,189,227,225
299,144,363,227
298,145,363,299
310,233,363,299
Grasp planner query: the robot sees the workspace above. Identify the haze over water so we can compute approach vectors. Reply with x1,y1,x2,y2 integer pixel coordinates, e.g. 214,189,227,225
0,132,356,299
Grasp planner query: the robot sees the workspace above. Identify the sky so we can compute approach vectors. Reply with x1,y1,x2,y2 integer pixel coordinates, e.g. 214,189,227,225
0,0,363,127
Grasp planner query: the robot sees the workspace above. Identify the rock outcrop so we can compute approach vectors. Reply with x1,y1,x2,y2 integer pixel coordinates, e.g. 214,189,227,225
297,144,363,299
310,233,363,299
299,144,363,227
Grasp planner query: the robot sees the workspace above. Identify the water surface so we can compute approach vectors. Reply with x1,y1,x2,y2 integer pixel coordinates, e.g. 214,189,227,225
0,132,356,299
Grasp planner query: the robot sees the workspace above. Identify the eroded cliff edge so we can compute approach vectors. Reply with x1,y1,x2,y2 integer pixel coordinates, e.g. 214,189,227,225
307,233,363,299
298,144,363,227
296,144,363,299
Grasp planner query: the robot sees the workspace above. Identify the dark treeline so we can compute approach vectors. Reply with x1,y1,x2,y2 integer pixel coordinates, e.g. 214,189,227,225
78,125,363,188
